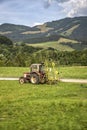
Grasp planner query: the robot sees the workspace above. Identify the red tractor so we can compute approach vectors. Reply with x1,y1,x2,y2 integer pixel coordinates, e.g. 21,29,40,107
19,63,47,84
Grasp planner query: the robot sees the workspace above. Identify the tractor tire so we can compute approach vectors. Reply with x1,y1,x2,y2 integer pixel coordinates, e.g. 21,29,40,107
30,73,39,84
19,77,25,84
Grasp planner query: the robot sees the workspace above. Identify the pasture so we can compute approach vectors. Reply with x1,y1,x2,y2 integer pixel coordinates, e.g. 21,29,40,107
28,37,80,51
0,66,87,79
0,66,87,130
0,81,87,130
28,41,74,51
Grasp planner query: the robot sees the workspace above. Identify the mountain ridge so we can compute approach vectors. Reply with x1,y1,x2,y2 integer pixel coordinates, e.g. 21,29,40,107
0,16,87,43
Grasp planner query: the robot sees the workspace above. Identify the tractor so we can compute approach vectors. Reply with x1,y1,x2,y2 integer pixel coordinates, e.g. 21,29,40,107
19,63,48,84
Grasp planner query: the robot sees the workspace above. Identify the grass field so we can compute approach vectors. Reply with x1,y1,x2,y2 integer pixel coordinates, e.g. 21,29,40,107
59,66,87,79
27,37,86,51
0,81,87,130
28,40,74,51
0,66,87,79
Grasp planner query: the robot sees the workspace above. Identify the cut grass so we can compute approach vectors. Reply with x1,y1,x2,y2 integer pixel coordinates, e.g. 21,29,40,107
0,66,87,79
0,81,87,130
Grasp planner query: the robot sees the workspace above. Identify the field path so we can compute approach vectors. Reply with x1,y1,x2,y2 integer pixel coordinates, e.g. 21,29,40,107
60,79,87,84
0,77,87,83
0,78,19,80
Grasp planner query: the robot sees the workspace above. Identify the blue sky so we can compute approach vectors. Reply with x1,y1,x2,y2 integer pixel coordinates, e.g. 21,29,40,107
0,0,87,26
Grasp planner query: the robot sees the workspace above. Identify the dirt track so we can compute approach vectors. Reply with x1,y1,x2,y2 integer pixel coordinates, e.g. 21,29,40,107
60,79,87,84
0,78,19,80
0,78,87,83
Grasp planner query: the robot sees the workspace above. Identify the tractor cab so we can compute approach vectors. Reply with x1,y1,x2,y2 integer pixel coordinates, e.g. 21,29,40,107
30,63,45,73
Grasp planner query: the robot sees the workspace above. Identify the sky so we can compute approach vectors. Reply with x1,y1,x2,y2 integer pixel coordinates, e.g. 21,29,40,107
0,0,87,26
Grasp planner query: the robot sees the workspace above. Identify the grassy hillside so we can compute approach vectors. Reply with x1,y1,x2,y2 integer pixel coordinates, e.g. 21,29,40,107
0,23,40,42
0,81,87,130
28,37,87,51
28,41,74,51
45,16,87,42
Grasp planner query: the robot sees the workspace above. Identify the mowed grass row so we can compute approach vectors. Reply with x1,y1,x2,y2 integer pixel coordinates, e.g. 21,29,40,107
0,66,87,79
0,81,87,130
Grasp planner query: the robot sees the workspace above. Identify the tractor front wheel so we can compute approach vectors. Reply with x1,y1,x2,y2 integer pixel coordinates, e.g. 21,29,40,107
30,73,39,84
19,77,25,84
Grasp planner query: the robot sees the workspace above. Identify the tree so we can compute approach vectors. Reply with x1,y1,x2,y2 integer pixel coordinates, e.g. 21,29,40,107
0,35,13,45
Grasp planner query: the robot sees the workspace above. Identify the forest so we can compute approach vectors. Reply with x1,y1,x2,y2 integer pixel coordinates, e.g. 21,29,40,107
0,35,87,67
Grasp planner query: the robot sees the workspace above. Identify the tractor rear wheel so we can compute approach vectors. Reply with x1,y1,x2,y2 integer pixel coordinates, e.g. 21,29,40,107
30,73,39,84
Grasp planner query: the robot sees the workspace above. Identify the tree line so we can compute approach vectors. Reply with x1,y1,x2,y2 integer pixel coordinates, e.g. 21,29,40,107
0,35,87,67
0,44,87,67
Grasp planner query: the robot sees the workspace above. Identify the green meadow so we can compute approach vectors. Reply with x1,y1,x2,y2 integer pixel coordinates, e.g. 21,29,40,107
28,37,87,51
0,81,87,130
0,66,87,130
0,66,87,79
28,41,74,51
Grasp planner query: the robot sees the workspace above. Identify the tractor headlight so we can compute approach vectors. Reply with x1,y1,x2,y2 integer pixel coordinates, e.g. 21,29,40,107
24,74,26,78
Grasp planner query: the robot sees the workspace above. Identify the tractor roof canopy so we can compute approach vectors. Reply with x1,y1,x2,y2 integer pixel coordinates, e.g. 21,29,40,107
30,63,44,72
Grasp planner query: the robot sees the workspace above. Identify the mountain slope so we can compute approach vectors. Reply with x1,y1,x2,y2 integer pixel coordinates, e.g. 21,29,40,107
28,37,87,51
36,16,87,42
0,23,40,42
0,16,87,43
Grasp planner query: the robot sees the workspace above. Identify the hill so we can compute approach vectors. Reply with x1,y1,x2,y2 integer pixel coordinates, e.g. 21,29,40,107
0,23,40,42
0,16,87,43
0,16,87,51
28,37,87,51
40,16,87,42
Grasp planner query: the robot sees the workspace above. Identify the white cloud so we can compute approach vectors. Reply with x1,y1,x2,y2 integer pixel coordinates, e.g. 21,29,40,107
67,0,87,17
33,22,44,26
44,0,87,17
55,0,87,17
